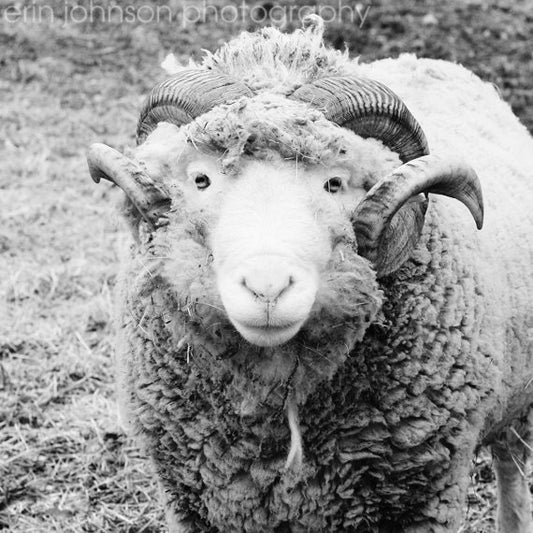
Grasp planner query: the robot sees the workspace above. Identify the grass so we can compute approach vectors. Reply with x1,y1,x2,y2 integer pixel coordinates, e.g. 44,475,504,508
0,1,531,531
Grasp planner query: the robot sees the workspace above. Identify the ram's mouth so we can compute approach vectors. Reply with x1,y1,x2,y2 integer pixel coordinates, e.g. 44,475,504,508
232,319,304,347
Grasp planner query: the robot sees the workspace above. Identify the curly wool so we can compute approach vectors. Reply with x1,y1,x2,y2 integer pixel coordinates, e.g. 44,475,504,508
150,203,382,400
117,205,384,531
155,21,396,177
184,94,350,173
201,17,351,95
117,207,495,531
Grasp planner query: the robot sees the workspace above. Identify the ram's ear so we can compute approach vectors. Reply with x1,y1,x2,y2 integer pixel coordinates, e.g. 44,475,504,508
87,143,171,237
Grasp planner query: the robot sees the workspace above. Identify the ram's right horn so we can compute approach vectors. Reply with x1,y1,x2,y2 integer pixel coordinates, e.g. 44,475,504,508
87,143,171,230
136,69,254,144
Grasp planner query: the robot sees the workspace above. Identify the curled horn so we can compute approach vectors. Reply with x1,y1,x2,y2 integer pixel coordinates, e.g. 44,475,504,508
352,154,484,277
290,74,483,276
289,75,429,163
90,70,252,230
137,69,254,144
87,143,171,230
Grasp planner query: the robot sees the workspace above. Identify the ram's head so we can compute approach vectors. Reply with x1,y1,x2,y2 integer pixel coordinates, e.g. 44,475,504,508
88,69,483,350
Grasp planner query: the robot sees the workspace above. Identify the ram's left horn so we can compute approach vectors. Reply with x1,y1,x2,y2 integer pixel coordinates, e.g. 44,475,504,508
290,75,429,163
353,154,484,276
87,143,171,230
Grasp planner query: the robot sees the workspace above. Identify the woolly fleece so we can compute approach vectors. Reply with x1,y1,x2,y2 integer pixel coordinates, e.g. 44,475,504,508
115,21,533,533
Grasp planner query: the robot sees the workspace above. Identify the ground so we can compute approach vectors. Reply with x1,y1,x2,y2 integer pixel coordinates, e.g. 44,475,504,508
0,1,532,531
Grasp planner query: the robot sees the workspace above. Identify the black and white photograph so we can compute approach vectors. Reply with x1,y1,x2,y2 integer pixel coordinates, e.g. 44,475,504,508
1,1,532,531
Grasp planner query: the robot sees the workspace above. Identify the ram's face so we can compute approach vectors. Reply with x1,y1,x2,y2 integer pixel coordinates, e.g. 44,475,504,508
188,158,347,346
150,130,398,348
126,122,405,349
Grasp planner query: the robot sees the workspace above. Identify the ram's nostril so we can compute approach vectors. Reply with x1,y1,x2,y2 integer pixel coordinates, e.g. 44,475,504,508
242,273,292,303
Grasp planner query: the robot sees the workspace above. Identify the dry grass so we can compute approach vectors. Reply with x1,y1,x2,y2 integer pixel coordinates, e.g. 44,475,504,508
0,1,531,531
0,6,168,530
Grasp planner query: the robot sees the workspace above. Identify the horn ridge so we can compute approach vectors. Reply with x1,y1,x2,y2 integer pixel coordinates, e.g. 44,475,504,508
87,143,171,230
137,69,254,143
289,75,429,162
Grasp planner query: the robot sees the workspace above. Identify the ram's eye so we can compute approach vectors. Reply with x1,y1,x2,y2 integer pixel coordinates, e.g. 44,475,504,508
324,177,343,193
194,174,211,190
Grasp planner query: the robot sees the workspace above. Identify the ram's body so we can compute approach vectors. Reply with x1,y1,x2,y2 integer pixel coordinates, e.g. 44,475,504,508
109,24,533,533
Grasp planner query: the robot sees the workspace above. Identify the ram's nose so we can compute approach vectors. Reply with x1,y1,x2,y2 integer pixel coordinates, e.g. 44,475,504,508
242,262,294,303
217,255,319,347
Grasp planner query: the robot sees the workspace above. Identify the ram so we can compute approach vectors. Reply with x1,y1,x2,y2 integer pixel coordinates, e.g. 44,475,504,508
87,16,533,533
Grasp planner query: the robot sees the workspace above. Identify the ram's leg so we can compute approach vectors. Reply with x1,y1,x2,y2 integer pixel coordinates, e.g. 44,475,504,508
491,407,533,533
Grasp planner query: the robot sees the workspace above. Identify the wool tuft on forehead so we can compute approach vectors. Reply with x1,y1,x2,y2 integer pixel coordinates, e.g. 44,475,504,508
199,17,352,95
184,93,350,173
